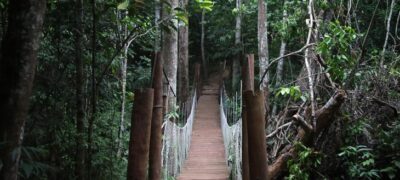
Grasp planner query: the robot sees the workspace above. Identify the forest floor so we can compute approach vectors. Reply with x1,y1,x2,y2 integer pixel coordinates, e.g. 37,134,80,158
177,74,229,180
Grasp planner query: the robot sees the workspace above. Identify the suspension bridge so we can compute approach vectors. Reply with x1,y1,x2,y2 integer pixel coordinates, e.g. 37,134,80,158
162,74,242,180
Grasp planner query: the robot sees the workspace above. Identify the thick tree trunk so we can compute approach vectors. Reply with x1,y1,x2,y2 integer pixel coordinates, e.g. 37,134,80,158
178,0,189,104
0,1,46,179
258,0,269,90
162,0,178,107
232,0,241,91
74,0,85,179
201,9,208,78
88,0,97,178
127,89,154,180
154,0,161,51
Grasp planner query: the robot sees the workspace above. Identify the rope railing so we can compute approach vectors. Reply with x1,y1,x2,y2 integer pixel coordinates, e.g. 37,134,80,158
161,90,197,179
220,85,243,180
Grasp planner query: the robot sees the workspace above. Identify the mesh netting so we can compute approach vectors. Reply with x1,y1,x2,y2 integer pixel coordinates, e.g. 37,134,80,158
220,88,243,180
161,92,197,179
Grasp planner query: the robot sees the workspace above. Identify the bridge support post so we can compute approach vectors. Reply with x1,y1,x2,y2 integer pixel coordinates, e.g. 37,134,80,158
244,90,268,180
242,54,254,180
127,88,154,180
149,53,163,180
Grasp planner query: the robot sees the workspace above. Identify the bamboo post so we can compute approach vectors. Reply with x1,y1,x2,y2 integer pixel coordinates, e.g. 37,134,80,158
244,90,268,180
127,88,154,180
149,53,163,180
242,54,254,180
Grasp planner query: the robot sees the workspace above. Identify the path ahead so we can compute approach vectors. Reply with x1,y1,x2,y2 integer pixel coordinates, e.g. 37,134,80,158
178,77,229,180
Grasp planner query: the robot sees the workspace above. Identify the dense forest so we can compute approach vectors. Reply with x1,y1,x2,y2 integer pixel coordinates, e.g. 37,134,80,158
0,0,399,179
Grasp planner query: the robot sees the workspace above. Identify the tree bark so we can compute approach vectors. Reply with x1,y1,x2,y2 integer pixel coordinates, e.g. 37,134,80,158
201,9,208,78
0,1,46,179
272,40,286,116
232,0,242,91
127,89,154,180
380,0,396,70
74,0,85,179
258,0,269,90
154,0,161,51
117,10,133,157
162,0,178,108
148,53,164,180
267,90,346,179
88,0,97,178
178,0,189,104
272,6,287,117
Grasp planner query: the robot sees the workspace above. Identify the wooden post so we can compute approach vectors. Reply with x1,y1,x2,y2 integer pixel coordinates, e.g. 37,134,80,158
149,53,163,180
241,54,254,180
127,89,154,180
244,90,268,180
162,82,169,116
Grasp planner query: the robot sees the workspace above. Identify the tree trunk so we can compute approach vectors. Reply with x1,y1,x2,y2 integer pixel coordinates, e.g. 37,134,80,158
88,0,96,178
232,0,242,91
74,0,85,179
272,4,287,116
380,0,396,70
154,0,161,51
162,0,178,107
117,10,131,157
272,40,286,116
258,0,269,90
201,9,208,78
178,0,189,104
0,1,46,179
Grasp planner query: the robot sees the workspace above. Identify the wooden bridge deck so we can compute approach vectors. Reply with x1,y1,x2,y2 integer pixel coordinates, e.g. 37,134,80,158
178,79,229,180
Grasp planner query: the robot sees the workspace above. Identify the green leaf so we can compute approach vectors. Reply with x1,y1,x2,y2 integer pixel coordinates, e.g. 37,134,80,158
175,10,188,25
117,0,129,10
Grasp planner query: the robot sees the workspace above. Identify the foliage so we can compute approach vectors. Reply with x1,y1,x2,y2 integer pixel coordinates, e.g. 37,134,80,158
275,85,305,102
286,142,324,180
166,104,180,121
338,145,380,179
376,119,400,179
194,0,214,11
317,21,359,82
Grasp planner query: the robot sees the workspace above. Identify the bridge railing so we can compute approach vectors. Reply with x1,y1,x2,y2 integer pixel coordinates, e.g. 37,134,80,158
220,84,242,180
161,90,197,179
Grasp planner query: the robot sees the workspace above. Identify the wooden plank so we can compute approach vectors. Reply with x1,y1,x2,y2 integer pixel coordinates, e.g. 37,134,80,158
177,79,229,180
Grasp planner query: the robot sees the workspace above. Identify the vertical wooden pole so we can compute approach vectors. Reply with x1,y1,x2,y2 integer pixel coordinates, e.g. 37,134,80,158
149,53,163,180
242,54,254,180
127,89,154,180
244,90,268,180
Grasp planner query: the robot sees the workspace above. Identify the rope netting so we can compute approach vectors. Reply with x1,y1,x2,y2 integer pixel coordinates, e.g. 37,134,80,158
220,86,242,180
161,91,197,179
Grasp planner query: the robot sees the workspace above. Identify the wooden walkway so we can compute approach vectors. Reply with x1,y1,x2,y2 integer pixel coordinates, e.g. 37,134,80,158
178,78,229,180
